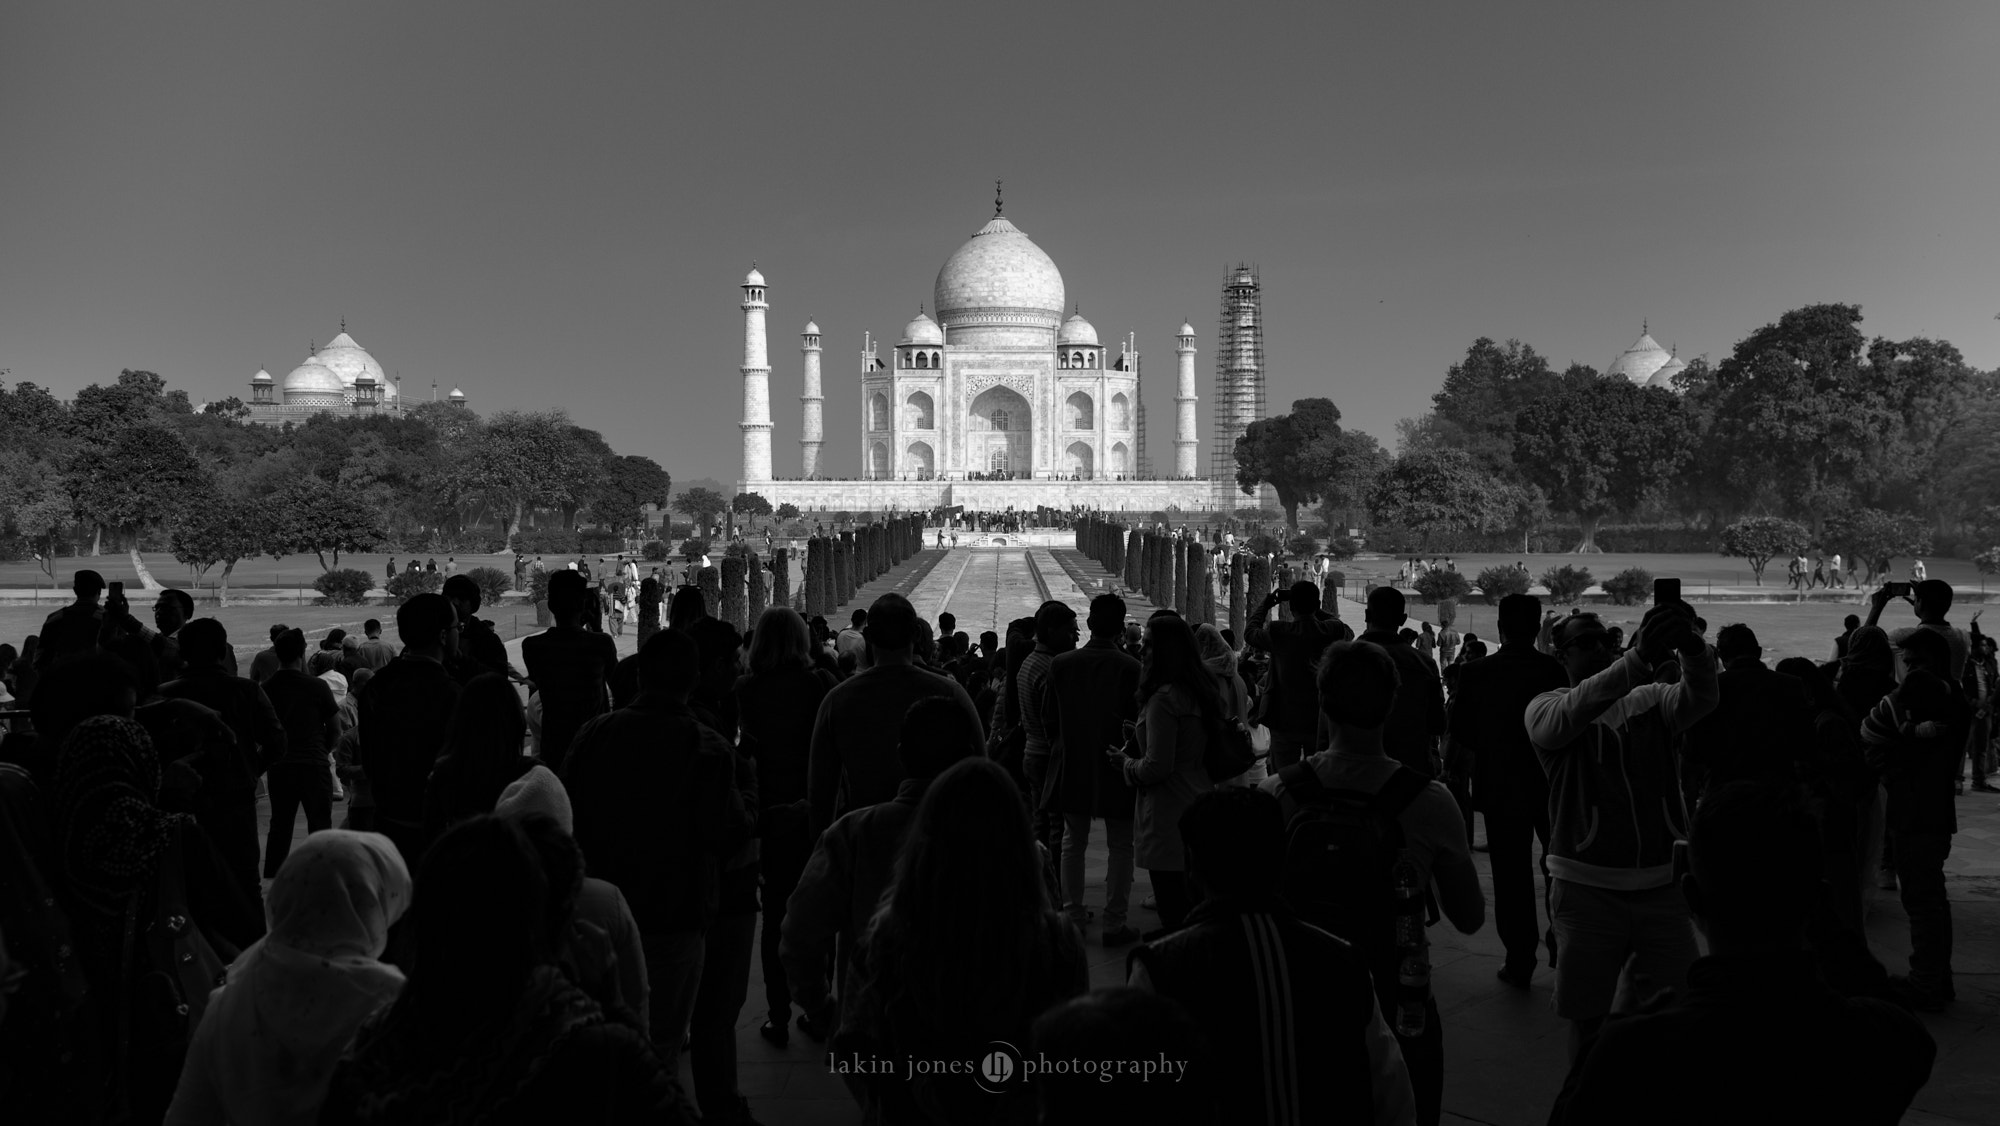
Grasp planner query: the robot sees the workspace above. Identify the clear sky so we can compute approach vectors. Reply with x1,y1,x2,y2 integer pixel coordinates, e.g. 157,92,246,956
4,1,1996,486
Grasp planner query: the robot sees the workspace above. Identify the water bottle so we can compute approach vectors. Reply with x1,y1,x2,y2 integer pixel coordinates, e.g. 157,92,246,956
1392,860,1422,950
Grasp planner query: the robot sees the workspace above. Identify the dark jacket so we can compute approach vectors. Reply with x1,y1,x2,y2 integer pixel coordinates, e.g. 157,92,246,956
356,656,462,825
1552,954,1934,1126
733,666,836,810
1860,682,1969,836
1247,611,1352,736
34,604,102,669
1687,658,1814,797
1037,638,1141,819
564,694,750,934
1446,644,1568,816
157,670,286,790
259,668,339,767
806,663,983,836
780,776,929,1012
521,626,620,773
1356,627,1448,776
453,616,515,684
1130,894,1411,1126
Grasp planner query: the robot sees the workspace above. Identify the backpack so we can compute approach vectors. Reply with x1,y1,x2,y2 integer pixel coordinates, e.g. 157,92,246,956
1276,762,1430,984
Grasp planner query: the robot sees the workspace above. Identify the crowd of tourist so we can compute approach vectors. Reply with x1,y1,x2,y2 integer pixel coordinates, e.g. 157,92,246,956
0,551,1978,1124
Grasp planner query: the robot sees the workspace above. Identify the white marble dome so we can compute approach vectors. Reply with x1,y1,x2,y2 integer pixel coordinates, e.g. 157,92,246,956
1647,354,1687,389
803,320,820,335
1178,321,1197,337
1605,330,1673,385
315,332,396,401
933,215,1065,332
745,266,766,287
251,367,273,384
901,310,944,346
282,358,346,401
1057,311,1098,347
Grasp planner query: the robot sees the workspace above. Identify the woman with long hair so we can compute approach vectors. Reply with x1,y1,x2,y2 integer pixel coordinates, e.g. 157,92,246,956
320,816,697,1124
1195,621,1261,789
734,607,836,1047
168,831,412,1126
1114,614,1221,929
668,585,709,632
421,673,537,844
635,577,663,647
840,758,1088,1123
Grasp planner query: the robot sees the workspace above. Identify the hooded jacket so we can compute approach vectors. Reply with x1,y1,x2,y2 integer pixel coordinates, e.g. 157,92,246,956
1526,647,1718,891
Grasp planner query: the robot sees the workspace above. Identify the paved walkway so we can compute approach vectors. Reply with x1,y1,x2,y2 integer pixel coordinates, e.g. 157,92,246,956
252,544,2000,1125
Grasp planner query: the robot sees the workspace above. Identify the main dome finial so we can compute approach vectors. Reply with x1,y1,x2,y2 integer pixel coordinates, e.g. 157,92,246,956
994,179,1003,216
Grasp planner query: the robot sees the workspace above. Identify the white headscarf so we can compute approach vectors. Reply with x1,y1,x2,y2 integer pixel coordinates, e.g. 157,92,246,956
167,830,411,1126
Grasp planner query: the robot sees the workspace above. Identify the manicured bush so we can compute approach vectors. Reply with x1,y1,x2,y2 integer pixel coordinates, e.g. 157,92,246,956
1473,565,1531,605
1412,569,1472,605
641,540,670,562
1243,533,1283,556
313,568,377,605
385,569,444,603
1285,534,1319,559
464,566,514,608
1327,536,1359,560
1540,564,1595,604
681,538,710,563
578,529,623,554
1601,566,1653,606
513,529,580,556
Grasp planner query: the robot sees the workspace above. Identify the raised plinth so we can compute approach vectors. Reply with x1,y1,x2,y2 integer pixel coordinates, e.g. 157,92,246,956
737,478,1217,513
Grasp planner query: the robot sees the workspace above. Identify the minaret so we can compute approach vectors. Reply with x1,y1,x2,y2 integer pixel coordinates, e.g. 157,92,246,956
739,265,773,483
800,320,824,478
1174,321,1199,478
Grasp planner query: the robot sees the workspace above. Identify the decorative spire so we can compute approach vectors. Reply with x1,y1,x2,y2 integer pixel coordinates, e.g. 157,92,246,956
1642,318,1649,336
994,179,1003,216
340,316,346,332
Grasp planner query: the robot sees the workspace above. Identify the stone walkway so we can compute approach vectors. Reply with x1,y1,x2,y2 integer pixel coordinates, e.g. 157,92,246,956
253,544,2000,1125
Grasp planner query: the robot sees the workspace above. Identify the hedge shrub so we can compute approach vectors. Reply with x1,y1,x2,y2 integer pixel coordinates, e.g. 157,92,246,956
1412,569,1472,605
385,569,444,603
578,529,623,554
641,540,670,562
464,566,514,607
512,530,579,556
1473,565,1531,605
314,568,377,605
1540,564,1595,604
1601,566,1653,606
1327,536,1359,560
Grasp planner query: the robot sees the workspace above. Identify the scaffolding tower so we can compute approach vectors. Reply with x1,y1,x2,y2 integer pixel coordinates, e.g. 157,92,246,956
1134,347,1151,477
1211,264,1271,508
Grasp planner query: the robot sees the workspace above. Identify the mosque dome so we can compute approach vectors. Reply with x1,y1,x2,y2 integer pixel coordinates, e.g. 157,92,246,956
1647,354,1687,390
282,358,346,402
1605,328,1673,385
745,266,766,287
933,215,1065,339
901,310,944,346
803,320,820,335
448,387,466,401
314,331,396,400
251,368,273,384
1178,321,1197,338
1057,310,1098,347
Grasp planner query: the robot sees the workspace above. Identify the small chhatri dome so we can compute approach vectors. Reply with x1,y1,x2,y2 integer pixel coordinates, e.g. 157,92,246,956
1057,309,1099,347
744,265,766,287
1605,325,1674,385
900,307,944,346
1178,320,1197,337
802,320,820,335
251,368,273,383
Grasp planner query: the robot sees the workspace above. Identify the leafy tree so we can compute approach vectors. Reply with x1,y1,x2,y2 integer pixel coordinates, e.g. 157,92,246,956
580,455,671,534
1721,516,1808,585
1514,378,1693,552
674,487,727,532
1233,397,1347,530
201,397,251,420
269,478,384,571
11,480,73,587
167,491,269,604
731,491,773,533
775,502,801,522
1421,338,1564,478
1367,447,1507,548
1319,430,1391,533
66,422,210,588
466,410,595,541
1821,507,1931,583
681,538,711,564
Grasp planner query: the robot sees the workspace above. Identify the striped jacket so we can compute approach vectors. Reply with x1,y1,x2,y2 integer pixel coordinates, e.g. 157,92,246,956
1129,896,1415,1126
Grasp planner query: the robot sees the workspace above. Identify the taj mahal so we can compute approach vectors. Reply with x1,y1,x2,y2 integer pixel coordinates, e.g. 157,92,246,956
736,197,1217,513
